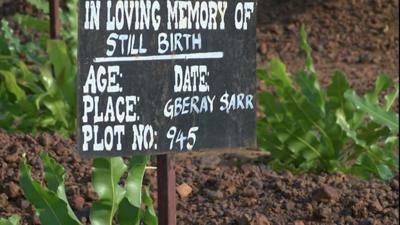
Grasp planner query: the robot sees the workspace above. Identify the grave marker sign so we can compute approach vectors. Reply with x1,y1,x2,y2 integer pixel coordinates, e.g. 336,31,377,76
78,0,257,157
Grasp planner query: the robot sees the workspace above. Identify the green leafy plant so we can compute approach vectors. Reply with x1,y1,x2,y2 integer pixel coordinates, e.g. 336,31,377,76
0,0,78,136
257,25,399,180
19,152,158,225
0,20,76,136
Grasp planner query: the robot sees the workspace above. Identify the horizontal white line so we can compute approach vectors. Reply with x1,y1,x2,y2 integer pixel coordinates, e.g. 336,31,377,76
93,52,224,63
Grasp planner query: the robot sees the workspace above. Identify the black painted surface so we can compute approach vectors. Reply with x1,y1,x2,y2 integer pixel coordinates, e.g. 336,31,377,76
78,0,257,157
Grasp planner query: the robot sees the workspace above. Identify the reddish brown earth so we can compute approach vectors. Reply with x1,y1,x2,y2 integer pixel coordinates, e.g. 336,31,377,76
256,0,399,93
0,0,399,225
0,132,398,225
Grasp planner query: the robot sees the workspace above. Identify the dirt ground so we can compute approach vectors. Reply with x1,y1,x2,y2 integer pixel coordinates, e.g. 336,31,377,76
256,0,399,93
0,0,399,225
0,132,398,225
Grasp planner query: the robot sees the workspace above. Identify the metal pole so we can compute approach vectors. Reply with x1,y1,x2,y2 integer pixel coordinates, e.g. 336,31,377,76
157,154,177,225
49,0,60,39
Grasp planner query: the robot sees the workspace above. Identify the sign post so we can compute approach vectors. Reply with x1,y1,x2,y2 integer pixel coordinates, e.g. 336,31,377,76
77,1,257,224
49,0,60,39
157,155,176,225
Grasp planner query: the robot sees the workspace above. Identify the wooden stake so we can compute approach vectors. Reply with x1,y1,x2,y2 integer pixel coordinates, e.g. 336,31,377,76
157,154,177,225
49,0,60,39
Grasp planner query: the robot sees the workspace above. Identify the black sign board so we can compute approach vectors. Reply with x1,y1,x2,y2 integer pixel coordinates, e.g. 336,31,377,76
78,0,257,157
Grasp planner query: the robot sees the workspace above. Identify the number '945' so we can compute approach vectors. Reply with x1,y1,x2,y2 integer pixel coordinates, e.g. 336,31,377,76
167,127,199,151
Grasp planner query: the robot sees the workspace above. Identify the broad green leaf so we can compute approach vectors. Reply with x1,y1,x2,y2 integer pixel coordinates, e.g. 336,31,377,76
383,137,399,168
16,62,43,94
357,154,377,173
376,164,393,181
259,118,321,169
0,215,20,225
0,55,12,61
0,22,11,55
256,121,284,154
42,98,69,127
125,156,150,207
286,129,321,158
47,40,71,78
35,92,50,110
14,14,49,33
284,92,335,158
66,0,79,31
0,20,21,54
47,40,72,83
26,0,49,13
117,198,141,225
38,116,57,128
299,24,315,73
345,90,399,134
384,83,399,111
63,0,79,56
142,187,158,225
366,75,392,105
284,90,322,126
256,68,267,80
40,152,80,224
116,156,149,225
323,111,347,152
19,156,82,225
39,67,56,93
295,70,325,114
47,40,76,109
350,166,371,180
358,122,390,145
40,152,66,193
327,71,350,110
90,157,127,225
265,59,292,95
335,109,367,148
384,136,399,154
8,216,20,225
0,70,26,101
257,92,284,123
